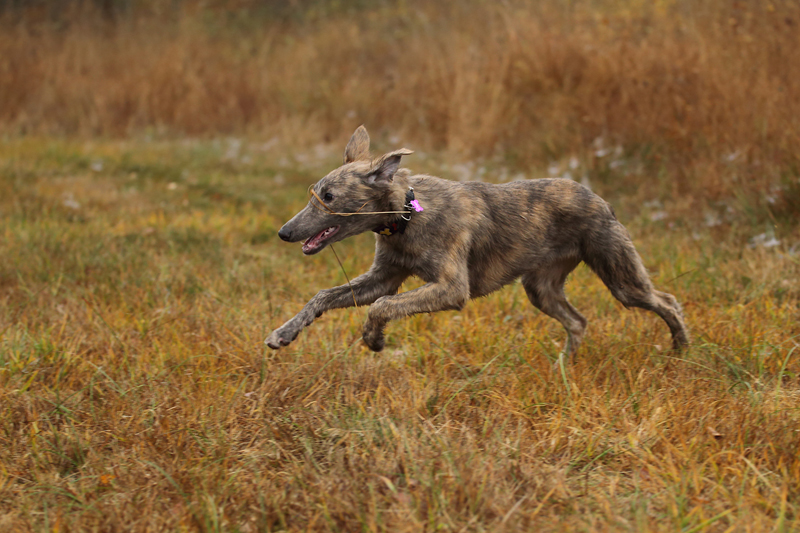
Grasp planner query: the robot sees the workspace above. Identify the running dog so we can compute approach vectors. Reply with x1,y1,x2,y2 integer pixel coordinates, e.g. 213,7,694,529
266,126,689,355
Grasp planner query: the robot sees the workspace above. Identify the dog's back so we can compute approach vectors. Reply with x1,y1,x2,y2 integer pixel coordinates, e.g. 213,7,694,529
381,176,617,298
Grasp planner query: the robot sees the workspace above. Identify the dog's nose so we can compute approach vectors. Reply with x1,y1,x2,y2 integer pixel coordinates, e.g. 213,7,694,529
278,226,292,242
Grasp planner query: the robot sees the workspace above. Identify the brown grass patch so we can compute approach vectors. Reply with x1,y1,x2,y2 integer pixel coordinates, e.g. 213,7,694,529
0,138,799,531
2,1,800,530
1,1,799,205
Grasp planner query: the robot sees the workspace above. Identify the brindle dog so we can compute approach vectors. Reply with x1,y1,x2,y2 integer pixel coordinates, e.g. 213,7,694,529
266,126,689,356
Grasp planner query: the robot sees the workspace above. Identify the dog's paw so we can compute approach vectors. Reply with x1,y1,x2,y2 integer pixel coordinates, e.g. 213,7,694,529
363,334,385,352
264,328,296,350
362,322,386,352
672,331,691,351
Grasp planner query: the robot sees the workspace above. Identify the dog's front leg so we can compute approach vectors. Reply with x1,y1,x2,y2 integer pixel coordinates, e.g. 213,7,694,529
362,274,469,352
266,267,407,349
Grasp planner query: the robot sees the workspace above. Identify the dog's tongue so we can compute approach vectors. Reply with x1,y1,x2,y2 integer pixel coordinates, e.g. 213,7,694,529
302,226,338,254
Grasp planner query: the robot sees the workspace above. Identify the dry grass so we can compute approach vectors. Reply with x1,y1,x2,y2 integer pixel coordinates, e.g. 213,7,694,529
0,137,799,531
2,1,800,531
1,0,800,205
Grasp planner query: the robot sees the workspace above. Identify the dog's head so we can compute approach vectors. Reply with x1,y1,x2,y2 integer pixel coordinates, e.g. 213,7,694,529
278,126,413,255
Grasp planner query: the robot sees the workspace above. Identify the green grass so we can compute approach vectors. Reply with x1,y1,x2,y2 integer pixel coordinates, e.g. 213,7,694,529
1,138,799,531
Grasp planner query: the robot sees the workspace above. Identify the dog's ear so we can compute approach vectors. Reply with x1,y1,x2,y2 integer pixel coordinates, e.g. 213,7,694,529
344,125,371,164
365,149,413,185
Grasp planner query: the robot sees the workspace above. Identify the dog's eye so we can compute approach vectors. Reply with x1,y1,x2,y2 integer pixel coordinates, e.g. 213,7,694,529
323,192,334,202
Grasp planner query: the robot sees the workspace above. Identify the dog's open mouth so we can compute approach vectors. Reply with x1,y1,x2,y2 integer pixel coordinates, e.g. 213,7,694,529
302,226,340,255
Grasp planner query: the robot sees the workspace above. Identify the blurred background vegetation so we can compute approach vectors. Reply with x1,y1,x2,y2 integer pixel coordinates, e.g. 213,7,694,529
1,0,799,216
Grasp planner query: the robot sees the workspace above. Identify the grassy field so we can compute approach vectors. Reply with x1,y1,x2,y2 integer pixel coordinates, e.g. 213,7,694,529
0,137,798,531
2,0,800,205
1,0,800,531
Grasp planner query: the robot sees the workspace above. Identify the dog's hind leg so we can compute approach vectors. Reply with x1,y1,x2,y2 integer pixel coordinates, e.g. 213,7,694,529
521,259,587,357
583,221,689,350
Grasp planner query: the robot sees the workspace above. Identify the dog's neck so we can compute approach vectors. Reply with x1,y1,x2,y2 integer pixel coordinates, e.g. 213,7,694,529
372,174,417,237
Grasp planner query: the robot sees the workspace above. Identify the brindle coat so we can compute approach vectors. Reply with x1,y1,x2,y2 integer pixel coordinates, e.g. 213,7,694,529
266,126,689,355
